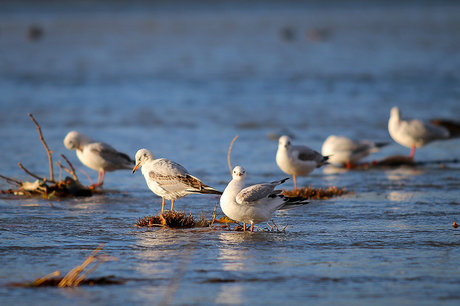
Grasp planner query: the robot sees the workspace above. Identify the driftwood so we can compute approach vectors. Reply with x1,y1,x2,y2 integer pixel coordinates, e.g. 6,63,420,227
0,113,93,198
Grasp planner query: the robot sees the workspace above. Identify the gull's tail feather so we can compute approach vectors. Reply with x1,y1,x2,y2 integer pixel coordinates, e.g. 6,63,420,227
197,185,223,195
186,182,223,195
431,119,460,138
317,155,330,167
271,177,289,185
183,174,223,195
277,195,309,210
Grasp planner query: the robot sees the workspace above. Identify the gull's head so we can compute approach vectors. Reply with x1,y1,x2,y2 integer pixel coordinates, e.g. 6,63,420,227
278,135,292,150
64,131,89,151
390,106,401,119
232,166,246,180
133,148,154,173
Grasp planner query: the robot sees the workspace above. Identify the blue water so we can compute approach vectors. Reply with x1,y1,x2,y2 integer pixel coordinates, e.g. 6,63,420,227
1,1,460,305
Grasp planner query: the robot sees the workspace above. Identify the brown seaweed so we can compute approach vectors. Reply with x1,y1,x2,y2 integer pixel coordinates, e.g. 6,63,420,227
282,186,349,200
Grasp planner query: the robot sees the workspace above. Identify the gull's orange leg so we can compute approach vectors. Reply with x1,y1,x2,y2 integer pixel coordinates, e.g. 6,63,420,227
250,223,254,232
293,175,297,190
100,170,105,185
243,223,246,232
161,197,165,215
94,170,105,187
170,199,175,211
409,145,416,159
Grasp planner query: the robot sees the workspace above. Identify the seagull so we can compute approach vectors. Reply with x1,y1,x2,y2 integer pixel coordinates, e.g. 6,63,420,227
388,107,450,159
276,135,328,189
220,166,309,232
132,148,222,214
321,135,388,168
63,131,133,187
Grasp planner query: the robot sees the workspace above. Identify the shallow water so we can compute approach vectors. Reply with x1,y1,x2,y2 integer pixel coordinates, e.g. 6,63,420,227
1,1,460,305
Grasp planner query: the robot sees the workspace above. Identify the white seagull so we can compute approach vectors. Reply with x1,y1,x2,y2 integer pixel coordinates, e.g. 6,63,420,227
220,166,309,232
321,135,388,168
276,135,328,189
63,131,133,187
388,106,450,159
132,148,221,214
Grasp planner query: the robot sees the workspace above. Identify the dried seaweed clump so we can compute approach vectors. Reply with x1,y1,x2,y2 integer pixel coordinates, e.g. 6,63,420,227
137,211,198,228
137,204,219,229
282,186,349,200
9,245,122,288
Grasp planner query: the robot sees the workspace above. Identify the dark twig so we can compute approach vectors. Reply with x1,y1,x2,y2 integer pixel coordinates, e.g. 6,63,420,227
18,162,50,182
28,113,54,181
0,174,22,186
60,154,78,180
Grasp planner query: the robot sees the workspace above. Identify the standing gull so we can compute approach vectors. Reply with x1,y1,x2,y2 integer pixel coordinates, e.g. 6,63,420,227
321,135,388,168
220,166,309,232
132,148,222,214
388,106,450,159
64,131,133,187
276,135,328,189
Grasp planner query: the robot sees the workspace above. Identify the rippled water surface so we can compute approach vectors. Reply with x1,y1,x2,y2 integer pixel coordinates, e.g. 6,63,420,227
1,1,460,305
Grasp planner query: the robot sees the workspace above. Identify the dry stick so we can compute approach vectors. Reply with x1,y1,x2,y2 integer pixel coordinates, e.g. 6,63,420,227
227,135,239,175
58,244,105,287
32,270,61,286
74,255,118,286
0,174,22,186
18,162,50,182
56,162,73,181
60,154,78,180
28,113,54,181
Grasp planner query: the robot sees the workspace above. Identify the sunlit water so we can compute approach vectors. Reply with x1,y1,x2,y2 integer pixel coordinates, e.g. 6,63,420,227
1,1,460,304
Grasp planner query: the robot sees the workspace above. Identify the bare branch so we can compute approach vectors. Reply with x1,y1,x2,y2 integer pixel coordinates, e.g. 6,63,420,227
0,174,22,186
56,161,74,181
60,154,78,180
28,113,54,181
32,271,61,287
18,162,49,182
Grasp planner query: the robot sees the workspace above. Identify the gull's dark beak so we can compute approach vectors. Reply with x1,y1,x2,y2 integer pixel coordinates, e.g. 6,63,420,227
132,164,140,174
